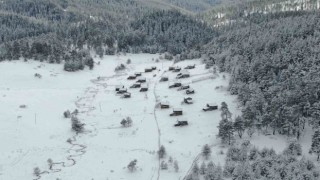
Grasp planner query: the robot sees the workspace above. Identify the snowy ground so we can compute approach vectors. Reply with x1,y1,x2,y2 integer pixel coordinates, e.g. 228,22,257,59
1,54,307,180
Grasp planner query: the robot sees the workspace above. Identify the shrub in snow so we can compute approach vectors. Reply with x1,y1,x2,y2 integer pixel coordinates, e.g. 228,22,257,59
202,144,212,159
127,159,137,172
160,161,168,170
47,158,53,169
115,64,126,71
19,104,27,108
34,73,42,78
126,59,131,64
158,145,166,159
120,117,133,127
71,116,84,133
168,156,173,163
155,59,159,63
66,138,72,144
174,160,179,172
33,167,41,176
63,110,71,118
72,109,79,115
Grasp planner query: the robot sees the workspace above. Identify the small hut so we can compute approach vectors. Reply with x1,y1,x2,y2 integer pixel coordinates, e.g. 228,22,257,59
160,76,169,82
173,67,181,72
140,85,148,92
160,102,170,109
170,108,183,116
135,72,142,77
127,75,136,80
117,88,127,94
137,77,146,83
174,120,188,127
184,97,193,104
115,85,124,91
122,92,131,98
130,83,141,88
186,88,195,94
178,84,190,91
184,64,196,69
169,82,182,88
145,68,153,72
203,103,218,111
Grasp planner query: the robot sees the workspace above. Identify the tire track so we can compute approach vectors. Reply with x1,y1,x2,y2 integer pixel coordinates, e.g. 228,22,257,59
152,66,172,180
34,72,127,179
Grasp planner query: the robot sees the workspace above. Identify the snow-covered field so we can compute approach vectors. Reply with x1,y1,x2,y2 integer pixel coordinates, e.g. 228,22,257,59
0,54,296,180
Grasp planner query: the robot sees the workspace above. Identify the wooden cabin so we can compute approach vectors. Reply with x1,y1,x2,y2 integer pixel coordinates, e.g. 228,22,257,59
184,97,193,104
160,102,170,109
117,88,127,94
174,121,188,127
184,64,196,69
170,108,183,116
203,103,218,111
186,88,195,94
160,76,169,82
178,84,190,91
176,70,190,79
130,83,141,88
169,82,182,88
173,67,181,72
127,75,137,80
122,92,131,98
140,85,148,92
137,77,147,83
145,68,153,72
115,85,124,91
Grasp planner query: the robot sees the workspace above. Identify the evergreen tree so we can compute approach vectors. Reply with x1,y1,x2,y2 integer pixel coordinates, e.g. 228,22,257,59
218,118,234,145
202,144,212,159
199,162,206,175
234,116,245,138
310,129,320,161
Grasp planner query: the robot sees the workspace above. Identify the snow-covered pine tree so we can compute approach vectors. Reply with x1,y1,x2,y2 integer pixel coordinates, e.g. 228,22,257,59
199,162,206,175
218,118,234,145
202,144,212,159
234,116,245,138
310,129,320,161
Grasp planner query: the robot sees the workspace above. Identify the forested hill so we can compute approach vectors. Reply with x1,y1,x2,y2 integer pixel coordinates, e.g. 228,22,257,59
0,0,215,71
200,0,320,27
203,10,320,139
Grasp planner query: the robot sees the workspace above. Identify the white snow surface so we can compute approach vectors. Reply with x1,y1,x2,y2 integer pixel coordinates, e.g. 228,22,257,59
0,54,298,180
